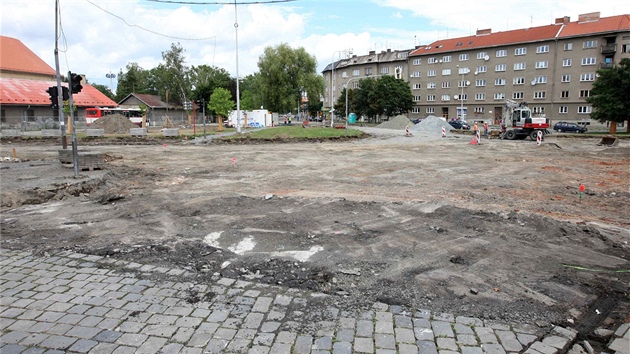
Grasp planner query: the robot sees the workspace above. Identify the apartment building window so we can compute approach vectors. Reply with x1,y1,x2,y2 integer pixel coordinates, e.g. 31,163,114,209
494,93,505,100
443,55,452,62
561,91,569,98
477,52,488,59
442,68,451,75
427,82,436,89
494,78,506,86
413,59,422,65
513,77,525,85
562,59,572,67
532,107,545,115
559,106,568,114
351,81,360,89
535,75,547,84
412,107,422,113
476,65,487,73
458,94,468,101
441,94,451,101
365,68,373,75
341,71,348,78
495,64,506,72
514,62,526,70
474,107,485,113
411,71,421,78
476,79,486,87
352,69,360,76
623,44,630,53
413,83,422,90
458,80,469,88
442,82,451,89
580,73,595,82
459,53,469,61
535,61,548,69
427,95,436,101
496,49,507,57
512,92,524,99
578,106,592,114
536,45,549,53
475,93,485,100
426,107,435,114
515,47,527,55
413,95,421,102
381,67,389,74
427,69,436,77
581,57,596,66
561,74,571,82
564,42,573,51
583,40,597,49
428,57,437,64
534,91,546,99
580,90,591,98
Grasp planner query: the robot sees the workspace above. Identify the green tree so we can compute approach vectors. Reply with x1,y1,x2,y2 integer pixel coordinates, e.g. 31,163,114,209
115,63,150,101
207,87,235,119
586,58,630,134
354,78,380,123
257,43,323,113
91,83,115,101
374,75,414,118
149,43,190,105
190,65,234,104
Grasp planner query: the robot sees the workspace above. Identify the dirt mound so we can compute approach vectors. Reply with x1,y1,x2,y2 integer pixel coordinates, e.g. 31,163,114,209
90,114,138,134
376,115,412,130
410,115,453,135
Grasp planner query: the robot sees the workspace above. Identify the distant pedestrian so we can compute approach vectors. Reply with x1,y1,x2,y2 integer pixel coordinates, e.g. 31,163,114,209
288,116,292,125
483,122,489,138
473,122,478,135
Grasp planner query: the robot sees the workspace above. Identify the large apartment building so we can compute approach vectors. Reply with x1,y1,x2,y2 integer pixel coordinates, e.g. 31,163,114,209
324,12,630,124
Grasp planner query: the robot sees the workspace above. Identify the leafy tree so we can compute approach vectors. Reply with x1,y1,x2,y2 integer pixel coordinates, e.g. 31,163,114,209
207,87,234,120
374,75,414,118
586,58,630,134
91,83,115,101
240,90,254,111
149,43,190,105
190,65,234,104
115,63,150,101
257,43,323,113
354,78,380,123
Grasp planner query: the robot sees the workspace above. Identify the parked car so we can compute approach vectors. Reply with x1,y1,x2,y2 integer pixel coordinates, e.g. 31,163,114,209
449,120,471,130
411,118,422,124
553,121,587,133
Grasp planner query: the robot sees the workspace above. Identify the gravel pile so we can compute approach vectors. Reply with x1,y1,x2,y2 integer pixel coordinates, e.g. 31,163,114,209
375,115,413,130
90,114,138,134
410,115,453,136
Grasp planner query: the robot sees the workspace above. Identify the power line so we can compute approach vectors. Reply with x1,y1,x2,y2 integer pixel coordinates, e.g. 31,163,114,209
146,0,295,5
85,0,217,41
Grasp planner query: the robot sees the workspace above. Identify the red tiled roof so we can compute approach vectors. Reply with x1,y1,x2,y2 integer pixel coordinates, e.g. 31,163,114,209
410,14,630,56
560,14,630,37
120,93,171,108
0,36,56,76
0,78,118,107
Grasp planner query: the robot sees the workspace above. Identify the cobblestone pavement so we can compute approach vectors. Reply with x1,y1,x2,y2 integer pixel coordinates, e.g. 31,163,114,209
1,250,627,354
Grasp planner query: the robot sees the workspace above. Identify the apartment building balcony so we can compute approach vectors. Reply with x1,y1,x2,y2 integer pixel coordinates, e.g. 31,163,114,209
600,43,616,54
600,62,615,69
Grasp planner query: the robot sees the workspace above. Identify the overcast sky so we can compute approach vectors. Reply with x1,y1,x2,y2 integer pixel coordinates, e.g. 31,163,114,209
2,0,629,93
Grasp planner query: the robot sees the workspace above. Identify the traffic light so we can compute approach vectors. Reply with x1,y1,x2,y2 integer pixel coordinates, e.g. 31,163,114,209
61,86,70,101
70,73,83,94
46,86,59,109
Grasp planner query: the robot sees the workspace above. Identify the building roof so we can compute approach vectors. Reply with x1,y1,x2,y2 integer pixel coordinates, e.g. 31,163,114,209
0,36,56,76
0,78,118,107
119,93,172,108
410,13,630,57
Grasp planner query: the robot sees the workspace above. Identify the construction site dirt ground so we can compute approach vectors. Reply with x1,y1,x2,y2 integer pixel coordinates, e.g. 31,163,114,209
1,129,629,337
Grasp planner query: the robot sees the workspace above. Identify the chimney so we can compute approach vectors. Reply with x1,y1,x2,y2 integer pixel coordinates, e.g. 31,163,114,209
555,16,570,25
369,50,376,55
476,28,491,36
578,12,600,23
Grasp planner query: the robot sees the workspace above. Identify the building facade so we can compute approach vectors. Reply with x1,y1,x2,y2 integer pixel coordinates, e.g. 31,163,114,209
324,12,630,125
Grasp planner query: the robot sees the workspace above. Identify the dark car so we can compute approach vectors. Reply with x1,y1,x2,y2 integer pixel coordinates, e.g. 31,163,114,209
449,120,471,130
553,122,587,133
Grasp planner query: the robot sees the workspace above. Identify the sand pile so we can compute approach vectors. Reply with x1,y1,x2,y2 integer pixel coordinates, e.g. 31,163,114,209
409,115,453,135
375,115,413,130
90,114,138,134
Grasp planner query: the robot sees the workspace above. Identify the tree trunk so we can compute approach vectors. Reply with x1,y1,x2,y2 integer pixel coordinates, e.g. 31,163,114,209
609,122,617,135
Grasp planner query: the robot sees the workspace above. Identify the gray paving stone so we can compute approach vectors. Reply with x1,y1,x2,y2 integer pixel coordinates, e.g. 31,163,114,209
542,335,570,350
336,328,355,342
456,334,478,346
434,313,455,322
551,326,577,341
456,316,484,327
93,330,123,343
243,312,264,329
395,315,414,328
495,330,523,352
135,336,168,354
1,330,29,344
252,297,273,313
414,327,434,341
207,310,230,323
275,331,296,343
454,323,475,335
614,323,630,337
475,327,498,344
437,337,459,351
111,345,137,353
293,335,313,354
608,337,630,352
354,337,374,353
432,321,455,338
142,324,178,337
39,335,77,349
65,325,103,339
20,333,50,346
376,320,394,334
396,327,416,344
413,318,431,329
0,344,28,354
375,333,396,349
527,341,558,354
460,346,483,354
417,340,438,354
203,338,229,353
481,343,508,354
115,333,148,347
253,332,275,346
68,338,98,353
485,321,511,331
160,343,185,354
213,327,237,340
314,336,333,350
333,341,352,354
517,332,539,346
226,338,251,352
398,343,419,354
357,319,374,337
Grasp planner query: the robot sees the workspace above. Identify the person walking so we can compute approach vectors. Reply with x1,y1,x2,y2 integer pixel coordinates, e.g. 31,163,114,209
483,122,489,138
473,122,478,135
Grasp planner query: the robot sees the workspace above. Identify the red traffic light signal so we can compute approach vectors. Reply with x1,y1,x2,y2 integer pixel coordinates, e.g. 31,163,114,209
70,73,83,94
46,86,59,109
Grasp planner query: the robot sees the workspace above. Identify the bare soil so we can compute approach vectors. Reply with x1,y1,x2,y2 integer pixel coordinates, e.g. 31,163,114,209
1,130,628,334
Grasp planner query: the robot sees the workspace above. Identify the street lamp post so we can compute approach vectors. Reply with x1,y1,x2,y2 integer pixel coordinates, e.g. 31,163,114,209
330,49,352,127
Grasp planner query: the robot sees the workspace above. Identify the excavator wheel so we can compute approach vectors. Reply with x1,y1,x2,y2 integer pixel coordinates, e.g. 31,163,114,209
529,130,539,141
505,130,517,140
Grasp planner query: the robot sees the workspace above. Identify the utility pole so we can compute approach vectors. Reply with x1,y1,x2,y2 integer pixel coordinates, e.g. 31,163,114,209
54,0,66,149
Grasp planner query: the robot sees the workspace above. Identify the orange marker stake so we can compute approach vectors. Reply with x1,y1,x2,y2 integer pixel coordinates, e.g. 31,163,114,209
579,184,585,202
